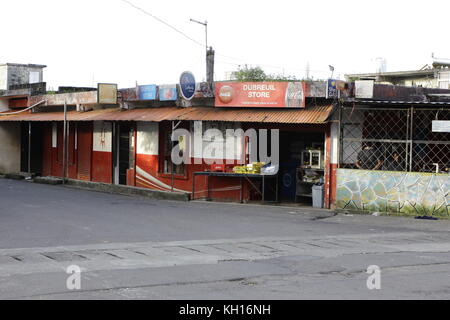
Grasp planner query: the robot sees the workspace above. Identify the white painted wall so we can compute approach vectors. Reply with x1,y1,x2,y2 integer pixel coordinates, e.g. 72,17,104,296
137,122,159,156
93,121,112,152
0,122,21,173
193,121,243,160
438,71,450,89
330,122,339,165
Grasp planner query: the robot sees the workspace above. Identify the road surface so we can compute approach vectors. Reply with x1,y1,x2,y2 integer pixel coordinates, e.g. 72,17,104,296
1,178,450,300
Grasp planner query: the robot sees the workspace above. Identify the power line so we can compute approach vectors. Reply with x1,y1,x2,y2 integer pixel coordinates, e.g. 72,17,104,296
119,0,204,47
119,0,336,77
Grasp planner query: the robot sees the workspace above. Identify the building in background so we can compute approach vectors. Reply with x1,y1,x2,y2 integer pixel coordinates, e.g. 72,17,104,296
0,63,46,91
346,57,450,89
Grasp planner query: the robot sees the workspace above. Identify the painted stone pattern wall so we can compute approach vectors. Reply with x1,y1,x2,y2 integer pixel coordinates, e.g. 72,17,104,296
336,169,450,218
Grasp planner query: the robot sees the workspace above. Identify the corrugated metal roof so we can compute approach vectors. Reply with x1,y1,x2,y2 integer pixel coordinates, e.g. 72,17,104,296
0,105,334,124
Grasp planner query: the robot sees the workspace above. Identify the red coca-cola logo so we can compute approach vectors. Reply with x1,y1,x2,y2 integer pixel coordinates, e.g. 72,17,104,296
218,85,234,104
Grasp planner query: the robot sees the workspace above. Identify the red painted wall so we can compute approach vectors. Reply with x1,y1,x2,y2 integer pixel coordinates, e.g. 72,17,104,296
77,122,93,181
9,98,28,109
135,153,245,201
92,151,112,183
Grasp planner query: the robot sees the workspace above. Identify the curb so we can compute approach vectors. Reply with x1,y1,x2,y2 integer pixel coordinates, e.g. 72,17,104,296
4,172,34,180
33,176,63,185
64,179,190,202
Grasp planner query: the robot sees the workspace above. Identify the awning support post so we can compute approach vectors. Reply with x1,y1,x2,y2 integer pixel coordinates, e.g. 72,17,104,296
63,101,68,184
28,122,31,174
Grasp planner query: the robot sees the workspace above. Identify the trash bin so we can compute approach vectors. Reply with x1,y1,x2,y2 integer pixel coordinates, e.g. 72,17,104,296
312,184,324,208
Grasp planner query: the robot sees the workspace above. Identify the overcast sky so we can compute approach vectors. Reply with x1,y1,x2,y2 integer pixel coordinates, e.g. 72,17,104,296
1,0,449,89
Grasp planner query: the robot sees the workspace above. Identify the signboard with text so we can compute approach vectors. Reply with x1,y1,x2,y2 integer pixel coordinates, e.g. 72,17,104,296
215,82,306,108
432,121,450,133
326,79,338,99
138,85,158,101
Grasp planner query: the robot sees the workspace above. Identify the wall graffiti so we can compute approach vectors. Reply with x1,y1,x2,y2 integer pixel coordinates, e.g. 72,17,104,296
336,169,450,217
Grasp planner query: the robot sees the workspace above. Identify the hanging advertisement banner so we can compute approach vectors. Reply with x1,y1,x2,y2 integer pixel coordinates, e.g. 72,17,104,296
138,85,158,101
326,79,338,99
159,85,178,101
215,82,306,108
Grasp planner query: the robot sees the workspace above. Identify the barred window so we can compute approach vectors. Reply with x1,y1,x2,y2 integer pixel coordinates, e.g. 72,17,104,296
339,106,450,173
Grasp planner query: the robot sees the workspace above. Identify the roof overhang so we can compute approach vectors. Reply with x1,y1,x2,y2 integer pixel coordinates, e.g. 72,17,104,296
0,105,334,124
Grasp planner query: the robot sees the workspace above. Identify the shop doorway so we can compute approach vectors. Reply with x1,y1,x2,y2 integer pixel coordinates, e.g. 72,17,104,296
279,130,325,204
20,122,44,175
113,122,133,185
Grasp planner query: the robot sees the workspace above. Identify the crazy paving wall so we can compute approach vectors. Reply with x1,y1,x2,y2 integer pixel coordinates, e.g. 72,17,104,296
336,169,450,218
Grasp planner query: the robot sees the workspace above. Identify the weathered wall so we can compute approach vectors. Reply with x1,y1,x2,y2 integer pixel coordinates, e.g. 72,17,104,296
0,66,7,90
0,98,9,112
336,169,450,218
0,122,21,173
7,65,43,88
403,78,438,88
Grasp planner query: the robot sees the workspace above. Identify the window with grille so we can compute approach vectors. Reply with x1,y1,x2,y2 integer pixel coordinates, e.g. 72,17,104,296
340,106,450,173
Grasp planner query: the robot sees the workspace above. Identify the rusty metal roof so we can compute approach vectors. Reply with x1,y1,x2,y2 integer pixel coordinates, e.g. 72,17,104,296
0,105,334,124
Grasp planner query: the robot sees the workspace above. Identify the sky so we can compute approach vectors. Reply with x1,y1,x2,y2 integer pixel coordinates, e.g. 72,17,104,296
1,0,449,89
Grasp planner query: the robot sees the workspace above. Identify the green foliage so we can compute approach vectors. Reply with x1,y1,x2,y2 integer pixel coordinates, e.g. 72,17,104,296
235,65,298,82
235,65,267,82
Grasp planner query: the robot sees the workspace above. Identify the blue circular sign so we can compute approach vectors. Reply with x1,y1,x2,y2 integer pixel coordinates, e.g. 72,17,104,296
180,71,196,100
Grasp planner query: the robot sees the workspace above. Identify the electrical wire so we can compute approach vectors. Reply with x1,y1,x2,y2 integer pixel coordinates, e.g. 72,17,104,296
118,0,337,77
119,0,205,47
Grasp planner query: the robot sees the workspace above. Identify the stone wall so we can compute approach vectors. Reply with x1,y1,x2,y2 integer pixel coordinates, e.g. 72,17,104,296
336,169,450,218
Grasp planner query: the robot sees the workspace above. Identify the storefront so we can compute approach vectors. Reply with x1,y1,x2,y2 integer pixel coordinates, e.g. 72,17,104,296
336,99,450,217
0,80,337,208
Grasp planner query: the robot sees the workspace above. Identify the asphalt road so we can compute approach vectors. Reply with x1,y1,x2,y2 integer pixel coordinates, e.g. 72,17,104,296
1,178,450,300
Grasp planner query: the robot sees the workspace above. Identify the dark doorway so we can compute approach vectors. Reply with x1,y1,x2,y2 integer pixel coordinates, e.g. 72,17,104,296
113,122,132,185
20,122,44,175
279,130,325,204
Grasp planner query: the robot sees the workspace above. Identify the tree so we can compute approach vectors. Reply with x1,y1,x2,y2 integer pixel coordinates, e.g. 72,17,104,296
235,65,267,82
234,65,298,82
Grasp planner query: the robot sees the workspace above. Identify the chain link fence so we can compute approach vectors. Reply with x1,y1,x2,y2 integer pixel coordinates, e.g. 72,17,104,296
339,105,450,173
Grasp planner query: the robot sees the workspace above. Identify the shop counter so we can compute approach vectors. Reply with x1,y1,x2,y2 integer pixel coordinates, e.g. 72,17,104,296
192,172,279,203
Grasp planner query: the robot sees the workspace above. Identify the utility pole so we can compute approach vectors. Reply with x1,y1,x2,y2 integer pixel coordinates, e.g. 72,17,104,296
190,19,214,87
190,19,208,52
206,47,215,87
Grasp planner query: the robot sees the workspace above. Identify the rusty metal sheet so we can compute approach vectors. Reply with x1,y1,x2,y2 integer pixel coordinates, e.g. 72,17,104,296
0,105,334,124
